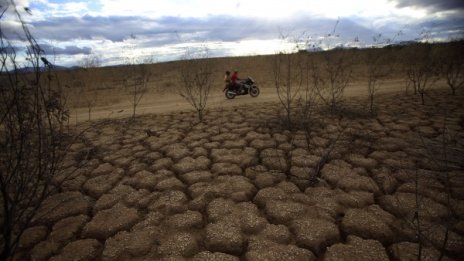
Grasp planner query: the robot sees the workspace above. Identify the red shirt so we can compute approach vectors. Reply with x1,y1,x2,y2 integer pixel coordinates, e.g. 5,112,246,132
231,72,239,83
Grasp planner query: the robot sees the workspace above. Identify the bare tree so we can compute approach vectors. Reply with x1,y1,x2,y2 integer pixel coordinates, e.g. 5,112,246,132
310,49,353,112
402,32,441,104
364,40,393,113
299,53,319,123
273,51,305,127
305,20,354,112
79,55,101,121
178,47,212,121
124,61,151,119
404,43,440,105
0,3,70,259
122,35,153,120
63,73,85,125
272,31,316,129
441,41,464,95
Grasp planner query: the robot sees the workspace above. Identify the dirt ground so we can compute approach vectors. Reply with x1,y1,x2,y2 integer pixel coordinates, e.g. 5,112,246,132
16,86,464,260
69,78,414,124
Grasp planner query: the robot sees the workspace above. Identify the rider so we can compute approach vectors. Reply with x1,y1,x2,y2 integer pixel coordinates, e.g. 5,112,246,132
230,69,242,93
224,70,231,89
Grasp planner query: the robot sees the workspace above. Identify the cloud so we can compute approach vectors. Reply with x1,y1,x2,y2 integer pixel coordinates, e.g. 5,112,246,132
3,0,464,67
11,11,463,66
5,1,462,47
2,45,17,54
41,44,92,55
26,14,376,45
389,0,464,12
415,14,464,40
0,0,30,9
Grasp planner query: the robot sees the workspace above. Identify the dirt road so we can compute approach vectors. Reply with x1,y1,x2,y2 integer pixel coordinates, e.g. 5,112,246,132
70,78,416,123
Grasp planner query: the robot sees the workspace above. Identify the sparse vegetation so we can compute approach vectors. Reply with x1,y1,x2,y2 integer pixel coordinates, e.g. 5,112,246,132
403,43,440,105
178,47,213,121
273,50,304,127
124,61,151,120
441,41,464,95
364,36,393,113
1,9,463,259
399,101,462,260
0,4,70,259
310,49,354,112
79,55,101,121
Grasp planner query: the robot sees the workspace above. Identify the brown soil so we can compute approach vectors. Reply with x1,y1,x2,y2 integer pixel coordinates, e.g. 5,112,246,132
17,88,464,260
68,78,423,124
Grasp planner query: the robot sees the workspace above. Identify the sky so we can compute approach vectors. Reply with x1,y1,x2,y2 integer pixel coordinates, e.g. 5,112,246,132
1,0,463,67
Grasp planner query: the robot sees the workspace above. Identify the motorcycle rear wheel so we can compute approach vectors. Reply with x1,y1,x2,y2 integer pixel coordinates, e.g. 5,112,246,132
250,86,260,97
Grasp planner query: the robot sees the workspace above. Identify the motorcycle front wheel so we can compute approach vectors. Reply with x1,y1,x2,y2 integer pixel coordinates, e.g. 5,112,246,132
250,86,260,97
225,90,236,99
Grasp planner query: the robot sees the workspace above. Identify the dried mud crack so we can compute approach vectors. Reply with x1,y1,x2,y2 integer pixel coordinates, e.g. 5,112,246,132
17,90,464,260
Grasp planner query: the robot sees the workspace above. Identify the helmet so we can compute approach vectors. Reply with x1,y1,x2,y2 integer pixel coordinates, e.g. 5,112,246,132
225,70,230,74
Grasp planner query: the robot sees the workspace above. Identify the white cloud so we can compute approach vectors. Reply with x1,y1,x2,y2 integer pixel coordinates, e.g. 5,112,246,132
31,0,88,17
49,2,89,16
0,0,31,8
93,0,427,20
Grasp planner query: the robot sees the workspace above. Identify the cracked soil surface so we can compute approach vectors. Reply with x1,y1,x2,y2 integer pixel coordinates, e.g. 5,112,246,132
16,89,464,260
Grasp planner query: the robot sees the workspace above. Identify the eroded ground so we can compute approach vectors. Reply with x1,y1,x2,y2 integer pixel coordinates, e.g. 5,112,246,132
18,90,464,260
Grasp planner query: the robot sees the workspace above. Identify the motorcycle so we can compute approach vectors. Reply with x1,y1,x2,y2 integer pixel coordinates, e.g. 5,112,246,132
223,77,260,99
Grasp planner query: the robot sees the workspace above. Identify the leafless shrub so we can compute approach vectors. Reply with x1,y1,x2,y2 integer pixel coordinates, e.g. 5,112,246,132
310,49,353,112
403,74,413,95
178,47,213,121
0,3,71,259
65,77,84,125
365,35,393,113
403,43,440,105
79,55,101,121
271,31,352,189
295,62,320,149
122,37,153,120
440,40,464,95
304,21,354,113
309,118,348,182
124,61,151,120
273,33,306,127
408,111,462,260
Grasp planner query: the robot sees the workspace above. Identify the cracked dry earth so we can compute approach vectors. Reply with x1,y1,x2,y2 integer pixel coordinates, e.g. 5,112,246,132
17,90,464,260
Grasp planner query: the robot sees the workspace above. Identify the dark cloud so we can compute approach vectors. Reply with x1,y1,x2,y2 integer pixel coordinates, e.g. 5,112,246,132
2,46,18,54
389,0,464,12
368,10,464,42
41,44,92,55
415,15,464,40
19,14,461,53
30,15,141,42
30,15,277,43
25,14,376,46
